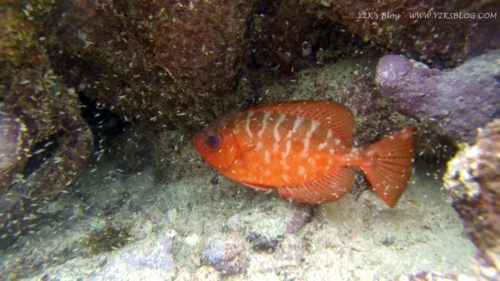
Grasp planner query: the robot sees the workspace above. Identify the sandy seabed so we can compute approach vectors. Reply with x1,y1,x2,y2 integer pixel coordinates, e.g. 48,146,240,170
2,154,475,281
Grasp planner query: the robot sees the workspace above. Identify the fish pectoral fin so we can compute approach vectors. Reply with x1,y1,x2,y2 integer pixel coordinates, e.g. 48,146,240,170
277,168,355,204
240,182,274,191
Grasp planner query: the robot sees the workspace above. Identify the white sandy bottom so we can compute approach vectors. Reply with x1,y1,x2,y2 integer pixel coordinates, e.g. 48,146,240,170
6,159,475,281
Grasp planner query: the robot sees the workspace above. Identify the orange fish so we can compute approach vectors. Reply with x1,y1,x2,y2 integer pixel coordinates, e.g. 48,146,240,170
193,100,415,207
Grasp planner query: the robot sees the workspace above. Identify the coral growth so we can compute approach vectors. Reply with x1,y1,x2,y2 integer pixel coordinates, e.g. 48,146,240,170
444,119,500,280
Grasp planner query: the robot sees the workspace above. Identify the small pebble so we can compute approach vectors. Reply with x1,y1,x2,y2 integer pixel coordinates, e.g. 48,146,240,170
203,236,249,275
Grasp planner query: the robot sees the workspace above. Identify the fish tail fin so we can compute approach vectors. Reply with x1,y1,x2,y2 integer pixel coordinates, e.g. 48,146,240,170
357,128,416,207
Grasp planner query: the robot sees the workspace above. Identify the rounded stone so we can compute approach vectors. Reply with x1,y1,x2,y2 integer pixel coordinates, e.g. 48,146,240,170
202,236,249,275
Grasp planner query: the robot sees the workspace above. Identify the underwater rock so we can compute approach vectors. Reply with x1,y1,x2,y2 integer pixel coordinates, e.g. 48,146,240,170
37,0,254,131
286,203,316,234
108,124,154,175
376,50,500,144
444,119,500,280
225,201,314,252
202,236,249,275
0,2,94,249
0,110,27,194
111,238,176,271
248,0,369,75
273,235,306,263
0,67,93,249
310,0,499,67
40,238,178,281
151,129,197,182
397,272,467,281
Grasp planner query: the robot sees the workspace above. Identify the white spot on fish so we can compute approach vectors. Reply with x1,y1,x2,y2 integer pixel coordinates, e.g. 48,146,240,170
256,141,264,151
298,166,306,175
245,111,254,138
280,159,290,170
272,142,279,153
282,140,291,158
273,114,286,142
258,112,271,138
326,129,333,139
264,149,271,164
291,116,303,135
301,121,318,157
307,157,317,168
281,174,290,183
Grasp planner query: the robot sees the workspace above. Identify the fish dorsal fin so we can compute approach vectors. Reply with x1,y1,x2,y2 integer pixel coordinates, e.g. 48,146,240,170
251,100,354,146
277,168,355,204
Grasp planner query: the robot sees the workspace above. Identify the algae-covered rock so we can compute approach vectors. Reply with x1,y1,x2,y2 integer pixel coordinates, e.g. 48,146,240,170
0,1,94,250
376,50,500,144
35,0,254,131
308,0,500,67
444,119,500,280
248,0,370,75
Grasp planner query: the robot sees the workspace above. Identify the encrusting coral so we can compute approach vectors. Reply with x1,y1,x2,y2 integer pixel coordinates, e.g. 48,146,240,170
444,119,500,280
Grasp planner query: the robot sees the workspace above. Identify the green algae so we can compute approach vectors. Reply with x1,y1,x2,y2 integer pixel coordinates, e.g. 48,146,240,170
83,225,133,255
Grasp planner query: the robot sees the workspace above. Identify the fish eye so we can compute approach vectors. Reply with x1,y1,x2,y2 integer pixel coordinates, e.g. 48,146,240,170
205,134,222,151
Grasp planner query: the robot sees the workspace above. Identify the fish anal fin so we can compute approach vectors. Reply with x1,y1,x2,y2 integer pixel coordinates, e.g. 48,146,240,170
277,168,355,204
241,182,273,191
251,100,355,146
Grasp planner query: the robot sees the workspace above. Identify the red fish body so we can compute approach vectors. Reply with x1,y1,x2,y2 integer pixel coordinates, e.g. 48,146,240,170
193,100,415,207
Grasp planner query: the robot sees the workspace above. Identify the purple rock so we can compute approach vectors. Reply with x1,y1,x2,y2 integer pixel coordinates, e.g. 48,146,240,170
202,236,249,275
91,238,176,280
0,111,25,193
376,50,500,143
286,203,316,234
121,238,175,271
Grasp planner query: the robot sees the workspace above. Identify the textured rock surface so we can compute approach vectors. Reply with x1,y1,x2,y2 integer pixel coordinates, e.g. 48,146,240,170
376,50,500,143
444,119,500,280
311,0,500,67
0,1,94,249
35,0,254,131
202,236,249,275
0,111,26,194
224,201,314,252
247,0,370,75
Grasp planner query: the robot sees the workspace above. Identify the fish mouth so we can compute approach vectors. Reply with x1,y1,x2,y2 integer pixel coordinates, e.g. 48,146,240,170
192,132,204,154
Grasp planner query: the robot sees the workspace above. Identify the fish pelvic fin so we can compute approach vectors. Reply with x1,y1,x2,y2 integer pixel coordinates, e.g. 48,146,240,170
356,128,416,208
